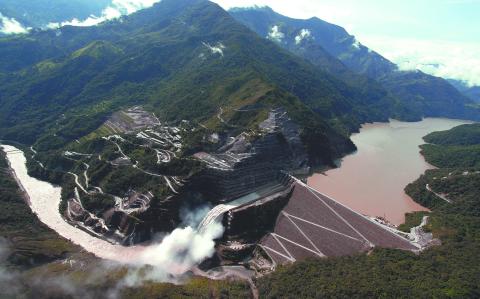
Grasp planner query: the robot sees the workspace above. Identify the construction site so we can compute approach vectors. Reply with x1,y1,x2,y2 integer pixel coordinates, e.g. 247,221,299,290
193,109,433,272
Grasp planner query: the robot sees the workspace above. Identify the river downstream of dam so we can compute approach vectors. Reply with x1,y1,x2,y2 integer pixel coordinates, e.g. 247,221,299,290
0,144,225,278
308,118,472,225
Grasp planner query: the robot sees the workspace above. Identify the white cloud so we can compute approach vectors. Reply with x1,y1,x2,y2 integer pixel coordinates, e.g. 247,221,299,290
47,0,161,29
361,35,480,86
212,0,354,25
0,237,21,297
114,205,225,287
202,42,226,57
0,13,30,34
267,25,284,43
295,28,312,45
351,37,361,49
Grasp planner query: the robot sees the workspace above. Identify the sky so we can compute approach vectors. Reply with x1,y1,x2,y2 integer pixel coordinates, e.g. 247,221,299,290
211,0,480,86
1,0,479,85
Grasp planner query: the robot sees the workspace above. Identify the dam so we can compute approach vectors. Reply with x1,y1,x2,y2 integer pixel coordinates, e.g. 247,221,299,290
199,174,421,268
259,179,419,264
194,110,425,268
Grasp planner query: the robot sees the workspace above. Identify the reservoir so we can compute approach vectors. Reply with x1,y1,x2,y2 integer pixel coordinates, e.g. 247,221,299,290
308,118,472,225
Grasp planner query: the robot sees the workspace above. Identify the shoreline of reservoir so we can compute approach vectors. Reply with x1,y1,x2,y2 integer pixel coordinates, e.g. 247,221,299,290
307,118,473,225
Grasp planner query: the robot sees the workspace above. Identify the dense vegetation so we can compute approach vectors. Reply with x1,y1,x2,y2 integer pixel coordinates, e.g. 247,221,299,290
406,124,480,211
230,6,480,122
1,2,479,298
448,79,480,103
0,0,376,158
415,127,480,175
419,144,480,169
256,124,480,298
424,124,480,146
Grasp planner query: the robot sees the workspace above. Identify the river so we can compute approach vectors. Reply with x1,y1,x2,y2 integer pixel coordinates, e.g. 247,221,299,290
308,118,472,225
0,144,238,279
1,144,143,263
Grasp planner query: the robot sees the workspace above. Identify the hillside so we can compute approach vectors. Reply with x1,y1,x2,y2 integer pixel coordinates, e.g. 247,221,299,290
449,79,480,103
230,6,479,121
230,6,396,79
414,124,480,179
466,86,480,103
0,0,398,155
424,123,480,146
406,123,480,210
0,0,385,249
229,7,414,121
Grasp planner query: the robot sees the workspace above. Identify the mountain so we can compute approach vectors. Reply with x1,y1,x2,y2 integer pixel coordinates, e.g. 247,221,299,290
0,0,415,159
230,6,479,121
466,87,480,103
0,0,401,250
0,0,110,29
230,6,396,78
448,79,480,103
227,7,414,122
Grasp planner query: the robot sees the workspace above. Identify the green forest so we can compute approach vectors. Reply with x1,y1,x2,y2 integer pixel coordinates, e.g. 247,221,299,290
0,0,479,297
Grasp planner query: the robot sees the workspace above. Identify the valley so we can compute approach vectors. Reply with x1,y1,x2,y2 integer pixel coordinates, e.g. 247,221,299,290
0,0,479,298
0,117,450,284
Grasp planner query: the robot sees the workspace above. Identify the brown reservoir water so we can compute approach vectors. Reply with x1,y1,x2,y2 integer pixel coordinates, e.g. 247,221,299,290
308,118,472,225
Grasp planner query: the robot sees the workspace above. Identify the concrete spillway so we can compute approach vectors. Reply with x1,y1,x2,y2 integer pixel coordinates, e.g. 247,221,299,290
198,192,263,234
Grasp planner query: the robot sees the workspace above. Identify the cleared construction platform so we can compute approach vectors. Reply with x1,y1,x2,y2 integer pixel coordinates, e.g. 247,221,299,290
259,180,419,265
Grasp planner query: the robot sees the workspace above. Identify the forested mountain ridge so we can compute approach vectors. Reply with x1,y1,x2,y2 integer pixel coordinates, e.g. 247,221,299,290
230,6,479,122
0,0,412,160
230,6,396,78
449,79,480,103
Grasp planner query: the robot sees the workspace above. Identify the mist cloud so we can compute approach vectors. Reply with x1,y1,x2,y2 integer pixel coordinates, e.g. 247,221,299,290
47,0,162,29
267,25,285,43
0,13,30,34
114,204,224,289
295,28,312,45
0,237,21,297
362,36,480,87
139,205,223,274
202,42,226,57
1,204,224,297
